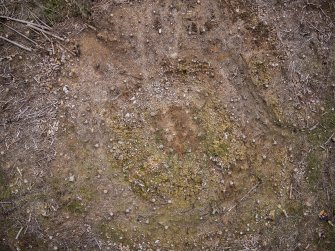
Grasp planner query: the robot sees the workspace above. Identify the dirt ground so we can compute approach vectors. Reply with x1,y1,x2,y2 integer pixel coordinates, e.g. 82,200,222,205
1,0,335,250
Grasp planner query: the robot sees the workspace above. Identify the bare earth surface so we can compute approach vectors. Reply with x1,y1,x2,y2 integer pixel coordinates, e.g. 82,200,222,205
1,0,335,250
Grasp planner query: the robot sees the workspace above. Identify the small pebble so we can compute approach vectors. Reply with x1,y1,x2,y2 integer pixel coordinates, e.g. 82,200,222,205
305,201,312,207
63,86,69,94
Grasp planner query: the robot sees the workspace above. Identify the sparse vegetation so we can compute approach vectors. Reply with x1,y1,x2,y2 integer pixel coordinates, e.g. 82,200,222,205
66,199,85,214
1,0,334,250
306,153,322,188
308,108,335,145
35,0,92,25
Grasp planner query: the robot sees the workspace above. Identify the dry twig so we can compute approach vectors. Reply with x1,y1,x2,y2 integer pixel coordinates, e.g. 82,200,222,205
29,11,51,30
0,15,51,30
324,132,334,146
27,24,64,41
0,35,32,51
15,226,24,240
1,22,38,46
225,182,262,214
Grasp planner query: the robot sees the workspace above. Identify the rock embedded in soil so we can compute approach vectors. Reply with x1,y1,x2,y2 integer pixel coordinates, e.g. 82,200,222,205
267,210,276,221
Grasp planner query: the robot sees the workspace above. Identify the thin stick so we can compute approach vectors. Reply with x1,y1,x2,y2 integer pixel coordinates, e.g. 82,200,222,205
324,132,334,145
289,183,293,199
239,182,260,202
15,226,24,240
27,24,64,41
0,36,32,51
226,182,261,213
111,93,121,101
120,71,143,80
94,238,101,250
56,42,76,56
86,23,97,31
0,16,51,30
16,166,22,176
51,39,55,55
1,22,38,45
29,11,52,30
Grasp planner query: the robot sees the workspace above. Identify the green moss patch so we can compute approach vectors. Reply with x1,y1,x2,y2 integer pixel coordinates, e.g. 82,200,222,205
306,153,322,189
308,108,335,145
66,199,85,214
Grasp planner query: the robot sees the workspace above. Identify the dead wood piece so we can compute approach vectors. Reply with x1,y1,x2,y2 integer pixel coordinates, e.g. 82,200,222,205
15,226,24,240
0,16,51,30
27,24,64,41
1,22,38,46
0,36,32,51
225,182,261,214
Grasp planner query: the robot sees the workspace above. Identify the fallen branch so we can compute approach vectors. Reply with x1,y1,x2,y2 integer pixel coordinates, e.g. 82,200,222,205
29,11,52,30
0,36,32,51
27,24,64,41
1,22,38,46
0,15,51,30
0,16,51,30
